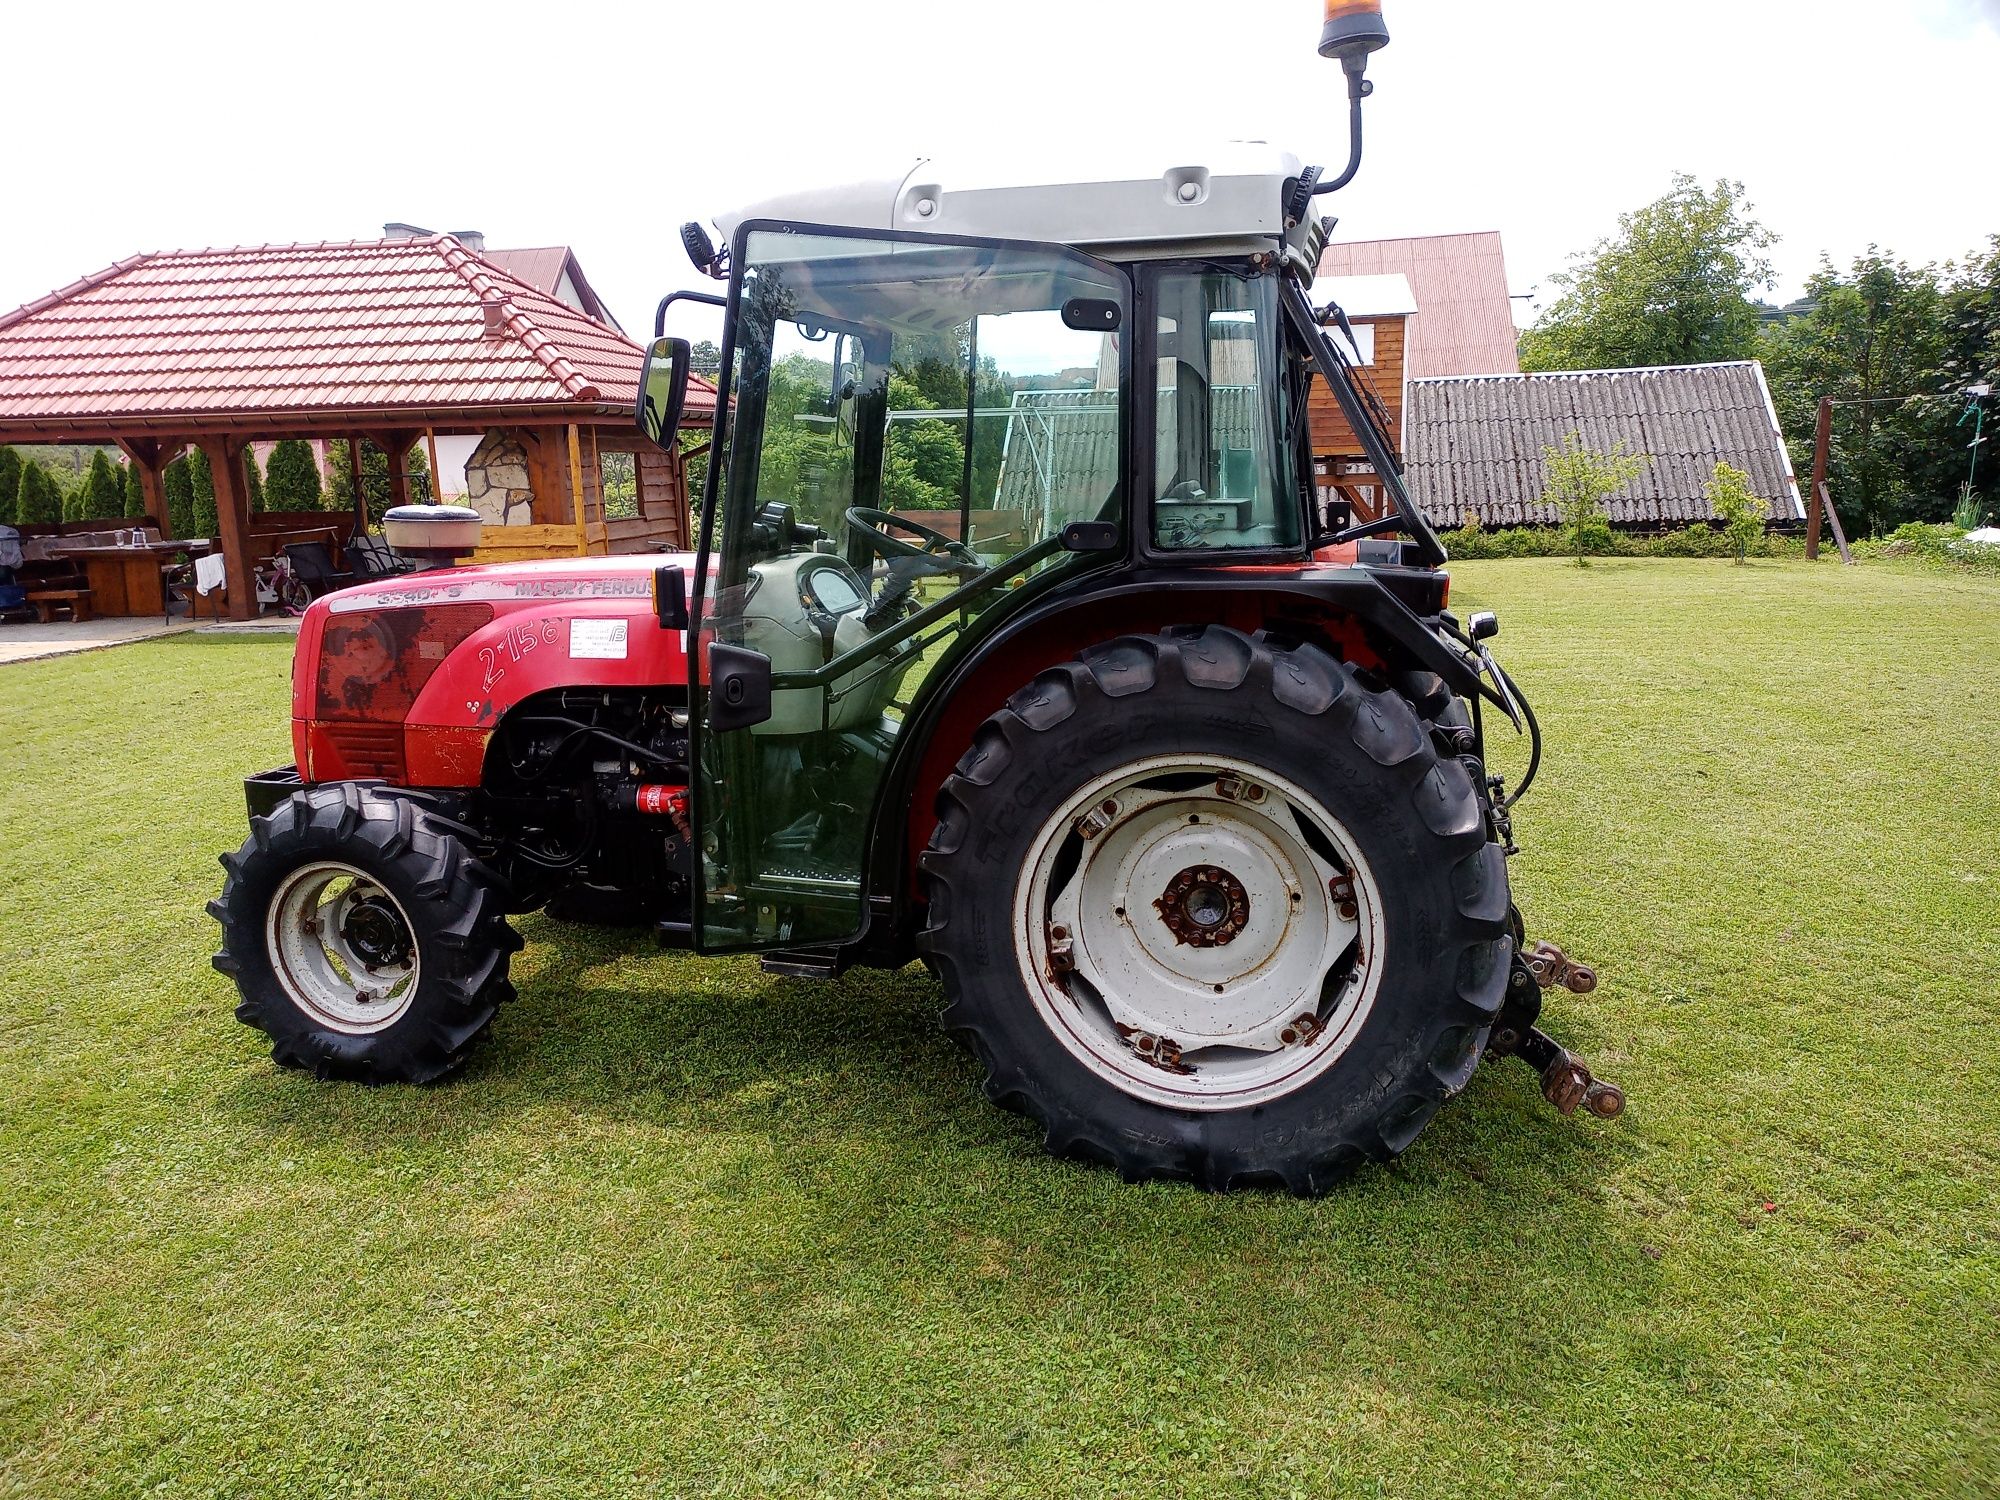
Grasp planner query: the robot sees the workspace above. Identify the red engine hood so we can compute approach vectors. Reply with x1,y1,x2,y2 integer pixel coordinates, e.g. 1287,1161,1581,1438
319,552,700,616
292,552,702,789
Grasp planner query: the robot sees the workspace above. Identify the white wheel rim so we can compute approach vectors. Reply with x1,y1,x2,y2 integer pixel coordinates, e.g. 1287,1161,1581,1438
264,861,421,1034
1013,755,1386,1110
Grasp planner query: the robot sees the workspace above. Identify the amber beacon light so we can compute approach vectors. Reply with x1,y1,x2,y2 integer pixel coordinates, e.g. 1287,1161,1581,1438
1311,1,1391,196
1319,0,1391,64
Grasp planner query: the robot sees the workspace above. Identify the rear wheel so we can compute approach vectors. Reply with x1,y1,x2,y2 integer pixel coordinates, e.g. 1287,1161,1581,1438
211,784,519,1083
918,625,1512,1192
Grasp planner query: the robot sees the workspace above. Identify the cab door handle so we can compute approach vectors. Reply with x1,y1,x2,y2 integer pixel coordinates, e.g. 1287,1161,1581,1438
708,644,773,732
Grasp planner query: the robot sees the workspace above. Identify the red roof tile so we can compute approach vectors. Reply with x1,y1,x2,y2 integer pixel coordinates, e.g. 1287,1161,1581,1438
0,236,715,430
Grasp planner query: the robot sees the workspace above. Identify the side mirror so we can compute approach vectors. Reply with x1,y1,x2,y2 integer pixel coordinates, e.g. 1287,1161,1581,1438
636,336,691,451
652,563,689,630
1469,610,1500,642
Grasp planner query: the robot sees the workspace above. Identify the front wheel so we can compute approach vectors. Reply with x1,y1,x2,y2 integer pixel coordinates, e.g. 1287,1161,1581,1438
211,784,519,1083
918,625,1513,1193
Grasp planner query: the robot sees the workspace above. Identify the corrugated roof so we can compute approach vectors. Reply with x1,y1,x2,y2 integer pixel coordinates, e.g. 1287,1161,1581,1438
0,237,711,429
1405,361,1805,528
994,386,1267,527
1318,232,1521,378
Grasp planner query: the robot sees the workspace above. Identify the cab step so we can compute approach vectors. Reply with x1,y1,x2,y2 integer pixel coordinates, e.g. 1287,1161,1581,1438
758,947,850,979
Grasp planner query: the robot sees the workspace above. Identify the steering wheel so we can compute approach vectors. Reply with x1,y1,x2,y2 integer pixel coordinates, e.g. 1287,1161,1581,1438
845,507,981,572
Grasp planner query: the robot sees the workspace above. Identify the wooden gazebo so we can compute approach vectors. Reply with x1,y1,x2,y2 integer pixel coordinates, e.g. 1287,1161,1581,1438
0,236,715,619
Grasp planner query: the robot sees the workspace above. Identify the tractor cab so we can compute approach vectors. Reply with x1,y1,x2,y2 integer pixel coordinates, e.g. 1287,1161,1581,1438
640,146,1449,950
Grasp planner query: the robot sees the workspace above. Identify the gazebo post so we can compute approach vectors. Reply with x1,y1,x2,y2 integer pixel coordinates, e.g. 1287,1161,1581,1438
374,432,417,511
349,437,367,535
199,434,258,622
114,437,180,538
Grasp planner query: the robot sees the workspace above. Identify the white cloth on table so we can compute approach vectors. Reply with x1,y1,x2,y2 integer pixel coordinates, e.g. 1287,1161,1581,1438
194,553,228,595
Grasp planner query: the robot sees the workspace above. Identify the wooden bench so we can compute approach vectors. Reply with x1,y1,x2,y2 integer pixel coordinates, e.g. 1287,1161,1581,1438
28,588,95,624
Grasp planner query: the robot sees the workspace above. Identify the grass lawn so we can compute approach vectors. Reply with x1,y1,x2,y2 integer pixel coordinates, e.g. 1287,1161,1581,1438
1,559,1994,1498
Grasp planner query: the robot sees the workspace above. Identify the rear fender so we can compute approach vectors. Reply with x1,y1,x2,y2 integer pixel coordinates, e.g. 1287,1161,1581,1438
876,569,1477,909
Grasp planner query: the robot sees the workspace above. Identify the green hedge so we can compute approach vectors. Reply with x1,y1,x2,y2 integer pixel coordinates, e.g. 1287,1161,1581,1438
1438,520,1805,561
1852,523,2000,574
1436,518,2000,574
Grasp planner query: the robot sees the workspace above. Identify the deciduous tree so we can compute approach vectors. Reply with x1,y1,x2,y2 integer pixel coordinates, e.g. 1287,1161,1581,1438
1760,252,1951,536
1521,176,1776,372
1540,432,1649,567
1705,461,1768,563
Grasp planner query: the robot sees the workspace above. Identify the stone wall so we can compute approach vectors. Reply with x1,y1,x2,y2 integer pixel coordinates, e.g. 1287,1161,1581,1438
464,430,534,525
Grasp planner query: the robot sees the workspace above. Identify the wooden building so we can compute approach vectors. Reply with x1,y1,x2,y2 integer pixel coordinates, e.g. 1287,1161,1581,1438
1305,273,1417,521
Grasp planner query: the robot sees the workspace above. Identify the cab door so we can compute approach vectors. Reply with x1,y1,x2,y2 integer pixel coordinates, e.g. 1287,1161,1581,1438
687,224,1132,950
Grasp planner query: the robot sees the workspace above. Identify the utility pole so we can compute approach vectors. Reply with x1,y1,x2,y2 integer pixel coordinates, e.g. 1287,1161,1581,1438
1807,395,1832,561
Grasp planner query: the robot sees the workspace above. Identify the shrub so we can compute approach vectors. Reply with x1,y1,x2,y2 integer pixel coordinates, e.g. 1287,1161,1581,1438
124,461,145,519
264,439,321,511
1541,432,1649,567
1705,462,1768,563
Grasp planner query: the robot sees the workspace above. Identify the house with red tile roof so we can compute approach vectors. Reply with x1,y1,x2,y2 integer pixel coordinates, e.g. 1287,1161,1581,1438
0,235,713,618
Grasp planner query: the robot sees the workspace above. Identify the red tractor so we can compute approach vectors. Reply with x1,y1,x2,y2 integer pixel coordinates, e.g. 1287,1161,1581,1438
212,3,1621,1192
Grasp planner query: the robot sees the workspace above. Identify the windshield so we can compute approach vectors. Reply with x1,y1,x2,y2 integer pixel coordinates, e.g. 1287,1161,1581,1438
714,231,1130,579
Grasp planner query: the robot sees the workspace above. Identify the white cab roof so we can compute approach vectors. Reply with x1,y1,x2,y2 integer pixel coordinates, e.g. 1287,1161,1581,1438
714,143,1310,264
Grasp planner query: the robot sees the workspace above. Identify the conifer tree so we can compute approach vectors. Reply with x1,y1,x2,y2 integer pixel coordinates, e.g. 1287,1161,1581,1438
243,448,267,513
81,449,126,520
0,447,21,526
16,462,64,525
189,448,218,537
164,457,197,538
264,439,323,510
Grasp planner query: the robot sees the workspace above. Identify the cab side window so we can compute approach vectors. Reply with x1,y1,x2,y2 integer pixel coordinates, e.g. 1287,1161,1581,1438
1152,271,1302,552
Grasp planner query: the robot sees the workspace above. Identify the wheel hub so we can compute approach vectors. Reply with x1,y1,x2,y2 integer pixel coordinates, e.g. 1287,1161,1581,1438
1021,756,1384,1109
341,897,412,969
1155,865,1249,947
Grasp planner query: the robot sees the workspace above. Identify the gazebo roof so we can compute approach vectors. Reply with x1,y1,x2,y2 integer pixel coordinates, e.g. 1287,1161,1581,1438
0,236,715,439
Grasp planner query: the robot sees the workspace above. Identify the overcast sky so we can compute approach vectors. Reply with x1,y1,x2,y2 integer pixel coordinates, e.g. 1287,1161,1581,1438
4,0,1995,336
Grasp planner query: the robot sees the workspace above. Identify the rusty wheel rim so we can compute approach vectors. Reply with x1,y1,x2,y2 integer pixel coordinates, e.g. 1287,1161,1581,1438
1013,755,1384,1110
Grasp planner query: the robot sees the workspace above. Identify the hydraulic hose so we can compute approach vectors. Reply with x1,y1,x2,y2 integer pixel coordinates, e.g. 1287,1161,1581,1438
1490,660,1541,811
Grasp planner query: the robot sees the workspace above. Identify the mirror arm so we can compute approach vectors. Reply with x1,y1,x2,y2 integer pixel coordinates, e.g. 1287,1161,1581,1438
654,288,727,340
769,535,1063,690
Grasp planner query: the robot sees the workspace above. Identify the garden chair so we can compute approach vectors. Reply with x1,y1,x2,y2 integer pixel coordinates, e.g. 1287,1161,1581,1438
282,541,354,599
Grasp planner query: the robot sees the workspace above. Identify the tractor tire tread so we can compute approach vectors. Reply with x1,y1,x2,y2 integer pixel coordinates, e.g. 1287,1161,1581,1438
918,624,1509,1194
